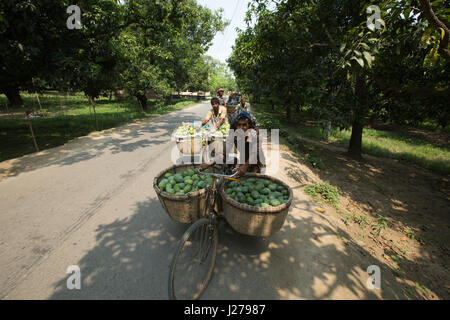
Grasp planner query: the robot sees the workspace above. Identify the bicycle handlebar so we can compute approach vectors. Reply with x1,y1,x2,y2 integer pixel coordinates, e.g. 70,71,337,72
196,168,238,178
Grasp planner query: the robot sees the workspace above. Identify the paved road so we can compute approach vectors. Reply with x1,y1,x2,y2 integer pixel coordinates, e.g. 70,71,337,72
0,101,214,299
0,100,387,300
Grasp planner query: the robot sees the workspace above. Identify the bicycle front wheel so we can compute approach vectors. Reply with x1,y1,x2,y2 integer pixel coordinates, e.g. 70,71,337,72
168,217,218,300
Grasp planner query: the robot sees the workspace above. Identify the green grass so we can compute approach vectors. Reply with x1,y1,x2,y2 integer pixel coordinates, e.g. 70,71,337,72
304,181,340,206
0,93,198,161
252,104,450,175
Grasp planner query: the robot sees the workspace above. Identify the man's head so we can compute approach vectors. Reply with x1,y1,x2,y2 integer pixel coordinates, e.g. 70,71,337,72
211,97,220,111
240,97,246,104
217,88,224,97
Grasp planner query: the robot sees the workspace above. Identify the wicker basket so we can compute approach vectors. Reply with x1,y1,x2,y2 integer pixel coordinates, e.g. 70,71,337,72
175,134,203,156
219,173,293,237
153,164,221,224
209,134,228,155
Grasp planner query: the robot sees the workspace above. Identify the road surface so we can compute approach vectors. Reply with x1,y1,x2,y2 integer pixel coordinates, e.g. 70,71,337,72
0,100,388,299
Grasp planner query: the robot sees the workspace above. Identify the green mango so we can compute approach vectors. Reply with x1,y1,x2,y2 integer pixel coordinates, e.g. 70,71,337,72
177,183,185,189
176,191,184,195
277,185,285,192
268,184,278,191
184,178,193,185
247,178,256,183
272,191,282,197
184,185,192,193
255,183,264,191
192,174,199,181
261,203,271,208
164,172,173,178
158,181,167,190
282,189,288,195
270,199,281,206
262,188,270,195
262,180,270,186
174,174,184,183
166,187,174,194
170,179,176,186
174,184,181,192
197,181,206,188
241,186,249,193
251,190,260,199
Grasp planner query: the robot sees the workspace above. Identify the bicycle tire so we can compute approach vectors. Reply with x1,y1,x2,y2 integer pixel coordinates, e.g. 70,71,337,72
168,217,218,300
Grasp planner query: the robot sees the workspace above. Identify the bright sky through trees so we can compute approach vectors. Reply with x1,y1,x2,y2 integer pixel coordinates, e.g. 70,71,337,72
197,0,252,63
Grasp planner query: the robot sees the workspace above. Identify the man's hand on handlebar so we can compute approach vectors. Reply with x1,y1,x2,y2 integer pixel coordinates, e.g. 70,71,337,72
199,163,212,170
237,163,249,177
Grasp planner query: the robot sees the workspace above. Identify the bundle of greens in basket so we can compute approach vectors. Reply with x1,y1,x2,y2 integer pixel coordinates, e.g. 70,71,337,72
225,177,289,207
158,169,214,195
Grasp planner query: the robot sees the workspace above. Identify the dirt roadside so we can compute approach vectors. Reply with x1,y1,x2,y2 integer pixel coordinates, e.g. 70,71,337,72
278,134,450,299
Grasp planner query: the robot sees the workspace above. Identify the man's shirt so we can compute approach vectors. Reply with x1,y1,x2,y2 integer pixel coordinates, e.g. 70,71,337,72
204,106,228,127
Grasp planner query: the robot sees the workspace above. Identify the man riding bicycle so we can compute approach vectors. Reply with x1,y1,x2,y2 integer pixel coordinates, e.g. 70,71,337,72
200,111,265,177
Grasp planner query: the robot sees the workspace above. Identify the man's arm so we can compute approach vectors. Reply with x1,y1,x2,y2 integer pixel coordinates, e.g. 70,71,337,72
202,111,212,125
215,117,225,129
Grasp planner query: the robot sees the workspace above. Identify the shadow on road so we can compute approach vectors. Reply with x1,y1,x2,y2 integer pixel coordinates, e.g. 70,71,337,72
47,194,418,300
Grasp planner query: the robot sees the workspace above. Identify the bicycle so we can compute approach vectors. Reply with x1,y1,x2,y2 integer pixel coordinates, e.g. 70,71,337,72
168,166,238,300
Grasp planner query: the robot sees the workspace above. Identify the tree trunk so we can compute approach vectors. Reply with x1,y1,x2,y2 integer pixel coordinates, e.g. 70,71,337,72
348,119,363,158
35,93,42,111
164,95,172,106
271,104,275,111
88,96,99,131
348,71,367,158
26,112,39,152
136,94,147,111
4,86,24,108
325,121,331,141
286,105,292,120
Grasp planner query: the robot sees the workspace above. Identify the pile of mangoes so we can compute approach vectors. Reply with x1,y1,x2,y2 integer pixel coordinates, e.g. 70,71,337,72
158,169,213,195
225,177,289,208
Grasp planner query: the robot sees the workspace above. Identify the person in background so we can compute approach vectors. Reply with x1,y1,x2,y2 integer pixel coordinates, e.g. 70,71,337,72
235,93,241,104
216,88,226,106
202,97,228,130
227,92,236,105
229,97,258,130
237,96,250,112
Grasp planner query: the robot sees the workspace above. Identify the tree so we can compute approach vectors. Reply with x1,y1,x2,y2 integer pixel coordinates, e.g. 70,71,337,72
0,0,74,107
229,0,450,158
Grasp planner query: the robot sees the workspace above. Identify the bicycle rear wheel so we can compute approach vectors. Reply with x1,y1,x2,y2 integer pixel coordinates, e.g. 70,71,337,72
168,217,218,300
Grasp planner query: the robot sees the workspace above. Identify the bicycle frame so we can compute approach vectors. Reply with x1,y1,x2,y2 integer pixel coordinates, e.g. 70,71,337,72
197,167,238,219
